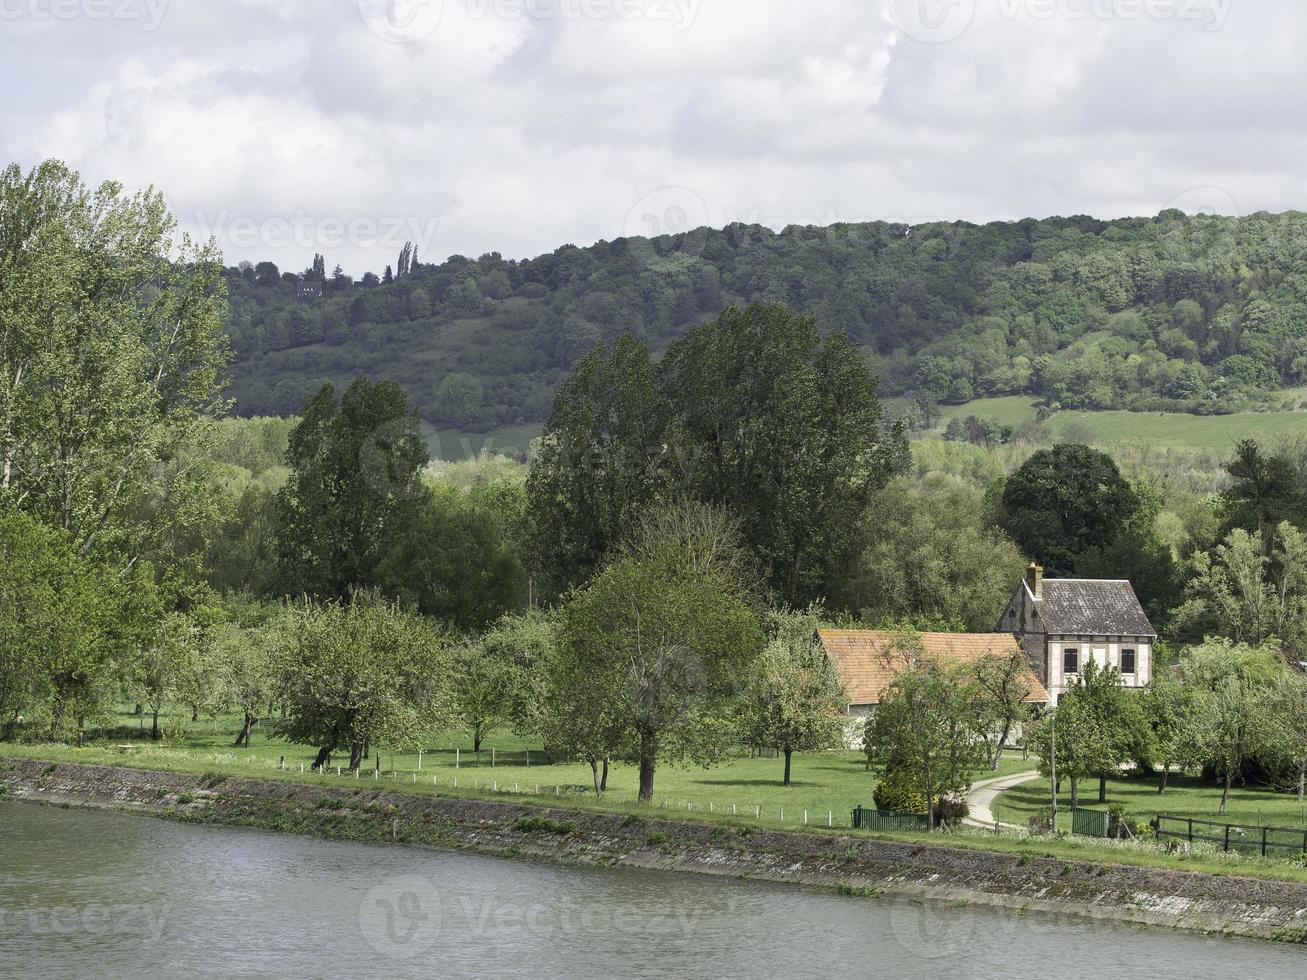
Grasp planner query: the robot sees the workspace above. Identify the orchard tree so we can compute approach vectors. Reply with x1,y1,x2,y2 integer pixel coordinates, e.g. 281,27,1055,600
275,597,455,771
1179,639,1279,815
1143,669,1204,795
969,651,1036,770
740,609,848,785
559,513,763,802
0,161,232,563
867,657,986,830
1001,445,1138,575
451,640,514,755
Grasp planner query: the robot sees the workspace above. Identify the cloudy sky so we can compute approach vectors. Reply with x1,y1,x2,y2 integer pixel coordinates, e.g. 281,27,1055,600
3,0,1301,275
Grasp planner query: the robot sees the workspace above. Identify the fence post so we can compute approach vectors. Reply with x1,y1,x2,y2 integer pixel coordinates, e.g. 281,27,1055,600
828,810,832,827
1188,818,1193,845
1262,826,1268,857
1224,825,1231,852
417,750,422,771
456,748,460,769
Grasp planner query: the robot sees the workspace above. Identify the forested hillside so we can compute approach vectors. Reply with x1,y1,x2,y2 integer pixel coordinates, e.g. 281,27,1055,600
224,210,1307,429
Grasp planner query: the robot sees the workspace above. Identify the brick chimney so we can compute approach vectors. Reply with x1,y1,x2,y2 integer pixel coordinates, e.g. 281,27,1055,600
1026,562,1044,599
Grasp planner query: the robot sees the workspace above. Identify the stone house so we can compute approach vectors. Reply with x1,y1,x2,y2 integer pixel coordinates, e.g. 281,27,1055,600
817,629,1049,749
996,564,1157,705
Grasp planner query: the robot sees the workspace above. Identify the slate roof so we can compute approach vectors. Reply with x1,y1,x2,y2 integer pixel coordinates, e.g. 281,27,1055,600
1029,579,1156,638
817,629,1050,706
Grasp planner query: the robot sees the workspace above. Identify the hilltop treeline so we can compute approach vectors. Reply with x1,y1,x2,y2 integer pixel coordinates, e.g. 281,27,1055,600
225,210,1307,427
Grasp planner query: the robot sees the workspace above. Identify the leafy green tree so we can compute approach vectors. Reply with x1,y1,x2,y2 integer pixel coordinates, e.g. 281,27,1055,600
1177,639,1280,815
1143,669,1204,795
1220,439,1305,539
559,521,763,802
661,304,908,604
525,335,667,594
739,609,848,785
1175,522,1307,652
836,473,1026,630
1000,445,1139,575
276,378,427,599
374,481,526,629
451,639,514,755
275,597,455,771
1077,478,1183,628
867,650,987,830
0,161,231,564
969,651,1036,771
1268,670,1307,802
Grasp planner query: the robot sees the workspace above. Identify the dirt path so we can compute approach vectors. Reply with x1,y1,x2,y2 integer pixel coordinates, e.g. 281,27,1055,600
965,769,1043,831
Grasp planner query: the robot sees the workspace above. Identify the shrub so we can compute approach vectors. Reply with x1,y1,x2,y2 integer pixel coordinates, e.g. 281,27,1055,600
176,794,194,805
933,795,969,827
872,770,927,814
514,816,575,835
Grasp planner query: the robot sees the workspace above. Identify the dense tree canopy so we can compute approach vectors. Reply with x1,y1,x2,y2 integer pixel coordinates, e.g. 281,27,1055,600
219,212,1307,428
1001,444,1139,575
0,160,232,564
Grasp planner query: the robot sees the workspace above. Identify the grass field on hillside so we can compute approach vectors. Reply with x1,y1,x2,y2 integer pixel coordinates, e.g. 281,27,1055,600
938,392,1307,449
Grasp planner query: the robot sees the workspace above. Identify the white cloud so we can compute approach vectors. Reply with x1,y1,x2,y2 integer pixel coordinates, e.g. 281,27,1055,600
4,0,1304,274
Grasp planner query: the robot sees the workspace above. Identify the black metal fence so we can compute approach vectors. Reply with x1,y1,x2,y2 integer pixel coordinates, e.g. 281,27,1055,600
1155,814,1307,857
851,806,929,832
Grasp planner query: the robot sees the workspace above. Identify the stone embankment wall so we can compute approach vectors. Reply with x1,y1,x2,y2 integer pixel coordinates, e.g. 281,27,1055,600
4,756,1306,943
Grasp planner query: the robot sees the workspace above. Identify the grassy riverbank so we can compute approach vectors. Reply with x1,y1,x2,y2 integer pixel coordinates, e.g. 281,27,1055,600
8,741,1307,887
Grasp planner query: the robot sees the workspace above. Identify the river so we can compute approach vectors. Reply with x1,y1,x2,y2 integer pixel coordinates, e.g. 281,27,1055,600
1,801,1303,978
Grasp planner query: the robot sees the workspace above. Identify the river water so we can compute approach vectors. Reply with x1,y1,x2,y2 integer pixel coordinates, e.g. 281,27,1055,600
1,801,1303,978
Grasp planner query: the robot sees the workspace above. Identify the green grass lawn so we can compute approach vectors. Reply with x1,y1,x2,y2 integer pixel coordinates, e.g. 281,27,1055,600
8,706,1033,828
936,393,1307,449
994,770,1307,835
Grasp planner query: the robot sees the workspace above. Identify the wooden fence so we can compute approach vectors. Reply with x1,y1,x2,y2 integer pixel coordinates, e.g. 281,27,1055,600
1155,814,1307,857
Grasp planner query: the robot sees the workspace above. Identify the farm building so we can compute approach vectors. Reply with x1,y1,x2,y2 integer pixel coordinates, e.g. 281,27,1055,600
996,563,1157,705
817,629,1049,749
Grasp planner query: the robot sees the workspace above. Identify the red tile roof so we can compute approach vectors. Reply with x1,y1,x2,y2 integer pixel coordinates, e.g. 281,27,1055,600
817,629,1050,706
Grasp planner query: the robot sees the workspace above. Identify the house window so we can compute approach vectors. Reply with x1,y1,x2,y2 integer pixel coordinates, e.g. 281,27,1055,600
1063,648,1079,675
1121,648,1137,674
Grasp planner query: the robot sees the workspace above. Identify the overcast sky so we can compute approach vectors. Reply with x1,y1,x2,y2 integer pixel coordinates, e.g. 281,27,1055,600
3,0,1301,275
